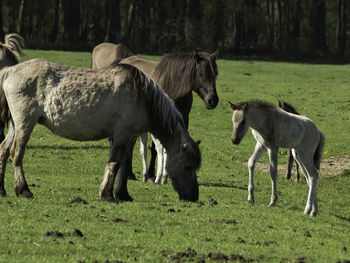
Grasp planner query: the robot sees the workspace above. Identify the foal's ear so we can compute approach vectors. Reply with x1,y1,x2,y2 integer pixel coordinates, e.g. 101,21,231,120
229,101,237,110
210,49,219,61
192,50,200,63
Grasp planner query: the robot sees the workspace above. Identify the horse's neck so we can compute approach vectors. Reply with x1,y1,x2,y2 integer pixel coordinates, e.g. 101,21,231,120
247,107,275,136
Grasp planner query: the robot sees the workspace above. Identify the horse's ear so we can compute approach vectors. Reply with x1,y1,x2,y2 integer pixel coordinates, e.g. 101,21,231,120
192,50,200,63
229,101,237,110
278,100,283,108
242,103,249,112
196,140,201,146
210,49,219,61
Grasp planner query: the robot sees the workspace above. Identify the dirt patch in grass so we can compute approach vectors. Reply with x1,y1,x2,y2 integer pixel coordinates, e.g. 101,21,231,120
237,155,350,178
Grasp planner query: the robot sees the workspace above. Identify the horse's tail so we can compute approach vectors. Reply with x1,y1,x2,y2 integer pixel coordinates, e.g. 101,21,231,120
0,67,14,140
4,33,25,58
313,131,325,171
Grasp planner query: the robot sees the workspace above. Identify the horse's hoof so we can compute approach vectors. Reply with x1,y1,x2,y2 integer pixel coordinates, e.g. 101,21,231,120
128,173,137,181
247,199,254,204
115,192,133,202
268,202,276,207
304,207,312,215
0,188,6,197
15,186,33,198
100,190,115,202
310,210,318,217
146,176,155,183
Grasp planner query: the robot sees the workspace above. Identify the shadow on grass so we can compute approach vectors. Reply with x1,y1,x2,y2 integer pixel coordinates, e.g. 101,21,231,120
333,214,350,223
199,182,247,190
27,144,108,150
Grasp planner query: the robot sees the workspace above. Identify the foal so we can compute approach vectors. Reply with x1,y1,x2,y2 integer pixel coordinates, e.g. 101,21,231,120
229,100,324,216
278,100,301,181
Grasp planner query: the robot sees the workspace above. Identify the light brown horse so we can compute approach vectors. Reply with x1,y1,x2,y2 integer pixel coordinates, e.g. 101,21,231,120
0,59,201,202
91,42,133,70
0,33,25,142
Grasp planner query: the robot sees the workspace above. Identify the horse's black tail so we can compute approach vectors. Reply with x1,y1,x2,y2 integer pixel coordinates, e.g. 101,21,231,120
313,132,325,171
0,67,13,142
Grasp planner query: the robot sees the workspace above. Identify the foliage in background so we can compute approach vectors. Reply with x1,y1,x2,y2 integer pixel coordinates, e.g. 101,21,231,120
0,0,350,58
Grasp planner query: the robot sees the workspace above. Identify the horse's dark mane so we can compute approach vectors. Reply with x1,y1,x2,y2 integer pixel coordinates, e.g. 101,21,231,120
122,63,201,170
153,52,217,100
278,100,300,115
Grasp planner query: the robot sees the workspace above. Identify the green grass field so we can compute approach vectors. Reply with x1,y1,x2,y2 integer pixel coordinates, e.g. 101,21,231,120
0,49,349,263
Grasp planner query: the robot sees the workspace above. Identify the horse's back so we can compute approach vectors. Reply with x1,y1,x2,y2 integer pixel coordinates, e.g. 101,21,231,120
120,56,158,78
92,42,132,70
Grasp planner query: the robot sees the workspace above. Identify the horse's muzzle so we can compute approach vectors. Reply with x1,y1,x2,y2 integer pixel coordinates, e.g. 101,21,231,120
206,95,219,109
231,137,241,145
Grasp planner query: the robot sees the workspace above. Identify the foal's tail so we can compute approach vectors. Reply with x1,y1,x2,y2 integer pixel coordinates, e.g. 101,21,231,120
313,132,325,172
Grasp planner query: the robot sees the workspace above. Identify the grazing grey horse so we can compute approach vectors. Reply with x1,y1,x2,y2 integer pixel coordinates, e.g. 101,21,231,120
92,44,218,184
229,100,324,216
0,59,201,202
91,42,133,70
0,33,25,142
278,100,301,181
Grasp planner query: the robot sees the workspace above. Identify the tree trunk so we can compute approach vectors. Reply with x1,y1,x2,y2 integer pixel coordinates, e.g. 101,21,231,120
62,0,80,44
0,0,5,38
49,0,60,43
336,0,347,57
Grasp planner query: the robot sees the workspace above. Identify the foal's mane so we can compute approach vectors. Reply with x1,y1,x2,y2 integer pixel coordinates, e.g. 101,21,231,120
278,100,300,115
237,100,276,110
122,63,201,170
153,52,216,100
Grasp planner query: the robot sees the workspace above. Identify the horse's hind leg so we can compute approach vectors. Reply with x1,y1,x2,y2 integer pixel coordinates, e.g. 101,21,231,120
161,149,168,184
140,133,149,182
0,120,15,196
267,147,279,207
12,127,35,198
153,137,164,184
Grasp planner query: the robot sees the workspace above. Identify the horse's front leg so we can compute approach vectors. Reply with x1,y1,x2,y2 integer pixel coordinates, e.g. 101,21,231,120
267,148,278,207
247,142,266,203
115,139,136,202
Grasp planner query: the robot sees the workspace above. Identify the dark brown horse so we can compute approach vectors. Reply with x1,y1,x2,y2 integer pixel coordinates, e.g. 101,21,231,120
119,51,219,181
278,100,301,181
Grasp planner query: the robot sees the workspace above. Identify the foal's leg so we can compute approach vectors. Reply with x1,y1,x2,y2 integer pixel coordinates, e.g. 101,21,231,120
267,148,278,207
295,160,300,182
140,133,149,182
0,120,15,196
247,142,266,203
286,149,293,180
294,152,319,216
147,142,157,180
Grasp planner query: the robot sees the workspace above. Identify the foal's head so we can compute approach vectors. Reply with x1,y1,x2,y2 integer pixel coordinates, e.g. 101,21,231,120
192,50,219,109
229,102,250,145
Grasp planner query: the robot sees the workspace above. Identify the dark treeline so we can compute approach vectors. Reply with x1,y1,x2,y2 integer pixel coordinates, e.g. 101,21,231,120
0,0,349,58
